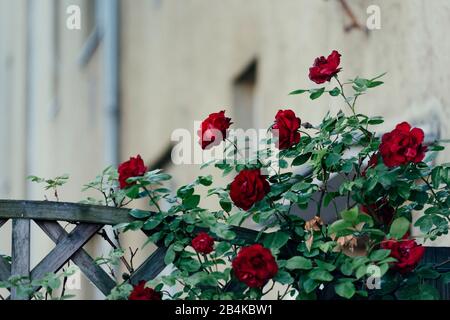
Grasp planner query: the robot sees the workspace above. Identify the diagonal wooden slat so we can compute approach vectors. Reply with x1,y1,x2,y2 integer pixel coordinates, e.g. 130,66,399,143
129,246,168,285
0,255,11,281
34,220,116,296
30,223,102,280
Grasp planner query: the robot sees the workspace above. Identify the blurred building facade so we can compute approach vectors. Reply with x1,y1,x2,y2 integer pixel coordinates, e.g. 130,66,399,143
1,0,450,298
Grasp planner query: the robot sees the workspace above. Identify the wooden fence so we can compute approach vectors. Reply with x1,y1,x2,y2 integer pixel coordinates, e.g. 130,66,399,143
0,199,448,300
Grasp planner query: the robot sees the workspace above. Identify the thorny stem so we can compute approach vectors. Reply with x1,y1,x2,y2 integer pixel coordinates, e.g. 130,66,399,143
335,76,356,116
278,284,292,300
129,247,138,272
421,176,444,208
98,229,134,274
262,281,276,296
60,262,71,298
143,185,163,213
226,138,245,159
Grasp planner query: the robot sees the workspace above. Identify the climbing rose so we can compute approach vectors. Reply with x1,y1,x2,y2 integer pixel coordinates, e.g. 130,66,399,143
230,169,270,211
361,153,379,176
232,244,278,288
309,50,342,84
191,232,214,254
361,199,395,226
379,122,427,167
128,281,162,300
118,155,147,189
380,238,425,273
273,109,301,150
198,110,232,149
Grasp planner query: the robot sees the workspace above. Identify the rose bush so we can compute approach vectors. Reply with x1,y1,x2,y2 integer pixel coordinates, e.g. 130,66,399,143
20,51,450,301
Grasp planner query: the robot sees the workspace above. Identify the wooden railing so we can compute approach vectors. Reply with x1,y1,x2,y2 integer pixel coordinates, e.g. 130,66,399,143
0,199,449,300
0,199,258,300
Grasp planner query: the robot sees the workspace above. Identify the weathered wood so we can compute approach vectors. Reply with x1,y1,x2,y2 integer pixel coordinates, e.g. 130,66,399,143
129,246,168,285
10,219,30,300
0,200,261,243
31,223,102,280
423,247,450,300
35,220,116,296
0,200,132,225
0,255,11,281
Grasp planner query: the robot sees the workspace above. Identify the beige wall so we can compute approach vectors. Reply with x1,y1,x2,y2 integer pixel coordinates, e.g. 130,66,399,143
1,0,450,298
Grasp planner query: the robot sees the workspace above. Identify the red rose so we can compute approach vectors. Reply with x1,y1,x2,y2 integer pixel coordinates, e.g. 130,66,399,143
198,111,232,150
118,155,147,189
361,199,395,226
273,109,301,150
232,244,278,288
230,169,270,211
129,281,162,300
380,238,425,274
309,50,342,84
379,122,427,168
191,232,214,254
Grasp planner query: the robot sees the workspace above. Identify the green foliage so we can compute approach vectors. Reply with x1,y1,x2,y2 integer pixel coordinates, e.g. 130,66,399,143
53,66,450,301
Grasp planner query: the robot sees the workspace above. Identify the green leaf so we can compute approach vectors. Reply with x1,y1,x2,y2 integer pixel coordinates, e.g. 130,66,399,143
178,258,201,272
414,215,433,233
292,153,311,166
197,175,213,186
395,283,440,300
355,265,368,279
286,256,313,270
164,246,176,265
302,278,319,293
329,87,340,96
125,185,140,199
328,220,353,235
389,217,410,239
226,211,247,226
308,269,333,282
367,80,383,88
211,223,236,240
309,87,325,100
340,261,353,276
219,199,232,213
183,194,200,210
289,89,308,95
315,260,336,272
369,249,391,261
142,217,163,230
215,242,232,256
129,209,151,219
416,267,440,280
187,272,217,287
325,153,340,167
274,271,294,285
335,281,356,299
341,207,358,222
263,232,290,251
177,185,195,199
368,116,384,125
431,167,441,189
